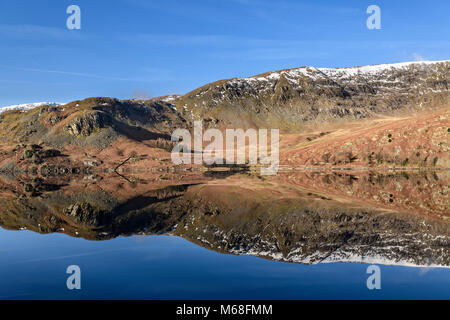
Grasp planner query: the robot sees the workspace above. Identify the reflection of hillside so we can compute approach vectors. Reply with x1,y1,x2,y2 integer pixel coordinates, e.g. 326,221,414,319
277,170,450,220
0,171,209,240
0,172,448,267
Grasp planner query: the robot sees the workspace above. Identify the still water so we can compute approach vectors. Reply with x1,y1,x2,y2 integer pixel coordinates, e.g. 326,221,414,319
0,170,449,299
1,230,449,299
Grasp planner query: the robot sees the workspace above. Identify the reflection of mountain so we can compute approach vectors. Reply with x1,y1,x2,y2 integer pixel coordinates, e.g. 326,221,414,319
0,171,448,268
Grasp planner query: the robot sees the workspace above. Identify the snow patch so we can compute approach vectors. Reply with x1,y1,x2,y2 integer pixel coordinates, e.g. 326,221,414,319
161,94,182,102
0,102,64,114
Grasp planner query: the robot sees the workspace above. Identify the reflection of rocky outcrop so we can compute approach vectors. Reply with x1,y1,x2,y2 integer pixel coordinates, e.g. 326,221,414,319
63,202,106,226
0,178,196,240
176,173,450,267
175,201,450,267
0,172,448,267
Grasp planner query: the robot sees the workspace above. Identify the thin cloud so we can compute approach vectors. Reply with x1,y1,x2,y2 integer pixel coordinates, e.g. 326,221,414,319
229,0,360,15
208,40,450,61
121,33,232,46
0,247,133,266
0,66,167,83
0,24,85,41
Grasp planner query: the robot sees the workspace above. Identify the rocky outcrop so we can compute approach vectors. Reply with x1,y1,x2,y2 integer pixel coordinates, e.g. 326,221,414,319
64,111,110,137
0,97,187,150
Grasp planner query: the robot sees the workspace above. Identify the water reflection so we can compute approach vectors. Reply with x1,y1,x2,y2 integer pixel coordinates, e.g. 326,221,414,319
0,170,448,267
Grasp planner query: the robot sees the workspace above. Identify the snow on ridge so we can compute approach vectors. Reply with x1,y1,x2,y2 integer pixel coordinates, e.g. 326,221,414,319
0,102,64,114
316,60,450,76
161,94,182,102
241,60,450,82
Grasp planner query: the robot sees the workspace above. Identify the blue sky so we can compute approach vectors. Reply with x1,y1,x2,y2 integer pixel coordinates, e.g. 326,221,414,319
0,0,449,106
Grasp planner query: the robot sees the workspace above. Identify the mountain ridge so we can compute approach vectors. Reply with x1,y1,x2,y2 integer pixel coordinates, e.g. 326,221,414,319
0,60,448,171
173,59,449,129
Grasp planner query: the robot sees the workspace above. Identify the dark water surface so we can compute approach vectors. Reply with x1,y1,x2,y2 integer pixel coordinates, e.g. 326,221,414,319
0,230,449,300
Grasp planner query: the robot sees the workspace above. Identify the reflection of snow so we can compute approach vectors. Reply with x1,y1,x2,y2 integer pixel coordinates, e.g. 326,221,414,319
187,227,450,269
235,246,450,269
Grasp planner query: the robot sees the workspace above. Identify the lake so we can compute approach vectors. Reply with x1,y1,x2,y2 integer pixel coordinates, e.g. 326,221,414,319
0,170,449,299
